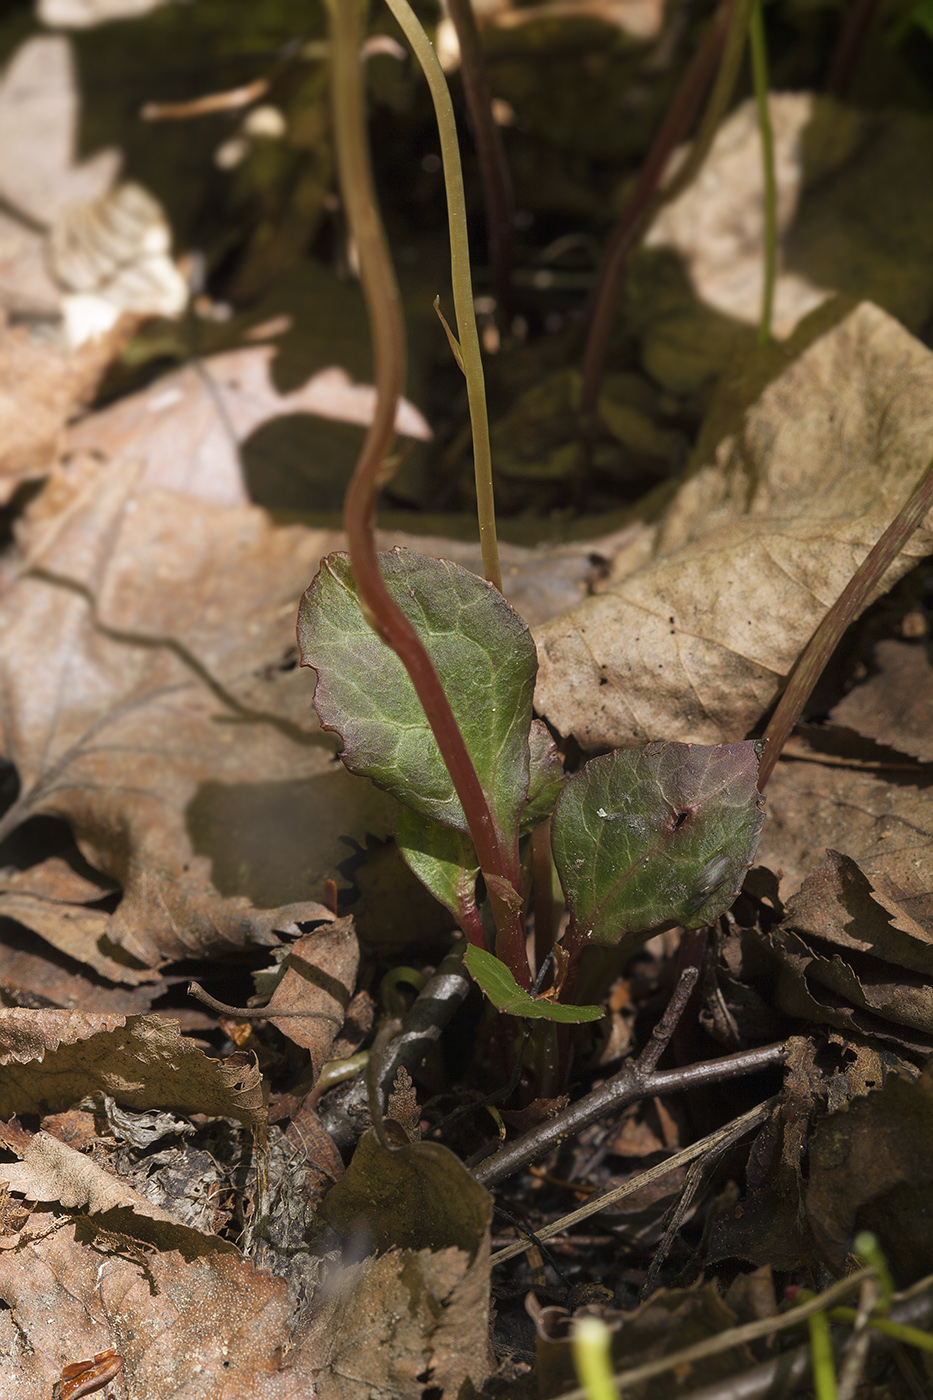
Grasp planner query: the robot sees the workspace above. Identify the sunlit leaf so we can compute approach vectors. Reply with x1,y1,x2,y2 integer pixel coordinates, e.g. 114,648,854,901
298,549,536,839
463,946,604,1023
552,741,764,948
396,806,479,919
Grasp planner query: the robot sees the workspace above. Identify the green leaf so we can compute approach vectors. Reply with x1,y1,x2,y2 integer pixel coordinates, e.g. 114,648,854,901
298,549,536,836
463,945,604,1023
396,805,479,918
552,741,764,949
521,719,565,833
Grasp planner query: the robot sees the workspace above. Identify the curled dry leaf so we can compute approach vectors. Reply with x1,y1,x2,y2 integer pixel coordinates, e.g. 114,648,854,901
0,1127,234,1254
260,915,359,1074
0,456,393,968
535,303,933,751
767,849,933,1050
310,1130,493,1398
0,1011,264,1129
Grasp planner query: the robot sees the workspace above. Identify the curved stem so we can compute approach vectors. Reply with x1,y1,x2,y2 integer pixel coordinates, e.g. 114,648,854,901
759,455,933,787
329,0,527,984
749,0,776,347
382,0,502,592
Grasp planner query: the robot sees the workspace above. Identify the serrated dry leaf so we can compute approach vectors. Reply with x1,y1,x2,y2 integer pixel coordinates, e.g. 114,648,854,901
0,456,397,967
0,1127,231,1251
0,1011,263,1128
65,344,432,507
535,303,933,750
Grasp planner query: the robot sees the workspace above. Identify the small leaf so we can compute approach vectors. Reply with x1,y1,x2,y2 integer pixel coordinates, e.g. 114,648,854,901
521,719,565,833
463,946,604,1023
396,806,479,919
298,549,536,837
552,741,764,949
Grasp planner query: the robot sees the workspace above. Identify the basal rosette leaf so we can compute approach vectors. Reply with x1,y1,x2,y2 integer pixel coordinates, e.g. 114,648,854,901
552,741,764,948
396,805,479,920
463,946,603,1023
298,549,536,836
521,719,564,833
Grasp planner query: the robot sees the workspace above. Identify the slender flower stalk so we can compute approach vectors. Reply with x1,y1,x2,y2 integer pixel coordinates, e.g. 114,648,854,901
328,0,527,982
579,0,755,460
749,0,777,346
382,0,503,592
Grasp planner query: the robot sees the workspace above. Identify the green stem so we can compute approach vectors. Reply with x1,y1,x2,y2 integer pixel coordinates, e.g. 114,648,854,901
759,454,933,787
328,0,527,984
749,0,776,346
382,0,502,593
827,1307,933,1354
572,1318,618,1400
808,1311,839,1400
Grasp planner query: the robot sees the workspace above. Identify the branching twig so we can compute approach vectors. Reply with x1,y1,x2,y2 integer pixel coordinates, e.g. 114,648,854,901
488,1098,775,1261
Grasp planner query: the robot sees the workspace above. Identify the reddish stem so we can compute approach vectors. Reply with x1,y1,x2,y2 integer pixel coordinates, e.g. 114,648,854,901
578,0,734,461
825,0,880,98
330,2,528,984
759,456,933,788
447,0,515,323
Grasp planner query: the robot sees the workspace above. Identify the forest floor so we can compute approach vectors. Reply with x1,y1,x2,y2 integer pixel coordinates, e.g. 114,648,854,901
1,1,933,1397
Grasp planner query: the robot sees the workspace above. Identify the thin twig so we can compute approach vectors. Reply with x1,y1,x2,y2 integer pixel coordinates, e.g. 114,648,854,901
489,1098,774,1260
552,1268,876,1400
475,1028,783,1188
825,0,879,97
579,0,750,462
187,982,340,1020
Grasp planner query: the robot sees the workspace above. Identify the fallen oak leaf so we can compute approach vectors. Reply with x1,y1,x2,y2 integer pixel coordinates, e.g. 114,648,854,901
65,344,432,507
0,456,390,967
535,303,933,750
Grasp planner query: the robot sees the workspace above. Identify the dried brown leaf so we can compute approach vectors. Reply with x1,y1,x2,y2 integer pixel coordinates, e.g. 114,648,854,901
307,1245,493,1400
0,1219,310,1399
65,345,432,507
0,325,124,504
0,1011,264,1128
758,755,933,906
830,638,933,761
807,1060,933,1281
535,303,933,750
263,915,358,1073
0,1128,230,1249
0,457,393,967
